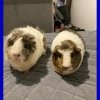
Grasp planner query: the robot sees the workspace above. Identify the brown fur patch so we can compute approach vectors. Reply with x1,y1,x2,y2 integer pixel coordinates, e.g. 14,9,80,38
71,48,81,69
52,40,82,74
22,34,36,61
61,40,76,50
7,30,23,47
52,47,63,74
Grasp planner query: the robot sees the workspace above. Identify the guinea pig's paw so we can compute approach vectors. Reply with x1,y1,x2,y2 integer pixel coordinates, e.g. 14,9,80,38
42,50,47,56
55,70,64,76
23,70,30,74
10,65,17,73
54,68,61,75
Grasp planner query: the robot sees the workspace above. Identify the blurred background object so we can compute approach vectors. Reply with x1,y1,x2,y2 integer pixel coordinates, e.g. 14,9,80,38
53,0,85,32
4,0,53,35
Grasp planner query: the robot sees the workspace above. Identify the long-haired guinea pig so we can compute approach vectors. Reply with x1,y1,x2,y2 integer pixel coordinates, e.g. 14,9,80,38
4,26,47,72
51,30,86,75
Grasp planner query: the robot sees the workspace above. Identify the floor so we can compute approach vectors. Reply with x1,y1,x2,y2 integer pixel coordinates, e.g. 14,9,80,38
4,31,96,100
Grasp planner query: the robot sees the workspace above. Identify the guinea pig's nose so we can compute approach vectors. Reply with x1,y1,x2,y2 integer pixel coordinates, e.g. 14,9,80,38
13,53,20,57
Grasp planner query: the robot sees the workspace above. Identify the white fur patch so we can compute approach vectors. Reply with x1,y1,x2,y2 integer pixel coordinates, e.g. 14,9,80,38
58,49,72,68
10,38,23,56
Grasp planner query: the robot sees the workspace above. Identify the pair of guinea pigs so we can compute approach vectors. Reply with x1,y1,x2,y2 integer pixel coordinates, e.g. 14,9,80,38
4,26,86,75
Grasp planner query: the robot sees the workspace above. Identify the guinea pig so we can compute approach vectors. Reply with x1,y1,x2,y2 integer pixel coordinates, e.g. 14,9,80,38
51,30,86,75
4,26,47,72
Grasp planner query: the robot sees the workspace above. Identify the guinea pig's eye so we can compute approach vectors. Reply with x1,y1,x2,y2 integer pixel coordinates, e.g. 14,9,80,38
7,39,14,46
53,52,62,59
71,52,75,58
24,44,28,49
58,53,62,58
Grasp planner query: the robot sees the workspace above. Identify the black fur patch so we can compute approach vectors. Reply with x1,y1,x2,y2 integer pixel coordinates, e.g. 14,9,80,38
22,34,36,61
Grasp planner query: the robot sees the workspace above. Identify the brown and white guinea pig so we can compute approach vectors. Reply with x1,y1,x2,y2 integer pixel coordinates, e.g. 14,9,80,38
4,26,47,72
51,30,86,75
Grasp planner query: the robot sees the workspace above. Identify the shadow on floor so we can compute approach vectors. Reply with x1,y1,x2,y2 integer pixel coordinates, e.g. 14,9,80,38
11,47,51,86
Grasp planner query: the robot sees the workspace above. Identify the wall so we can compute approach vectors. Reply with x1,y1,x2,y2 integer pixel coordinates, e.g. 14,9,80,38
71,0,96,31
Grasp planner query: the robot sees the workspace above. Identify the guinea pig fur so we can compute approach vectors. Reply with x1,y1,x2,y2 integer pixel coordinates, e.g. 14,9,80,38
4,26,47,72
51,30,86,75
